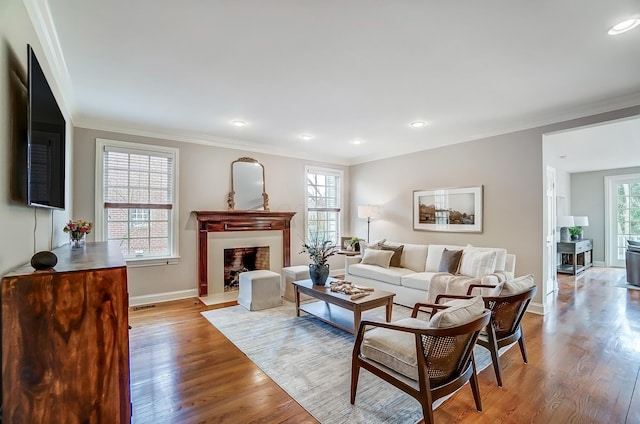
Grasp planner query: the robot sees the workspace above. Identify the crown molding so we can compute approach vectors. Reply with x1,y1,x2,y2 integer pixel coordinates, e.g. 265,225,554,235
23,0,76,118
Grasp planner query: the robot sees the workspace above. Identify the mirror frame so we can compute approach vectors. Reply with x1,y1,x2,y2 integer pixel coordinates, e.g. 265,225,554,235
228,157,270,211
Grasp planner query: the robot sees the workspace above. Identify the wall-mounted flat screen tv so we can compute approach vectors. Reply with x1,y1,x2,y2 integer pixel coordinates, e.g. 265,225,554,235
25,44,66,209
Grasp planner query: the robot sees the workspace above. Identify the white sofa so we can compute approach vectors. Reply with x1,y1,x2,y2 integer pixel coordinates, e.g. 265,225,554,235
345,242,516,307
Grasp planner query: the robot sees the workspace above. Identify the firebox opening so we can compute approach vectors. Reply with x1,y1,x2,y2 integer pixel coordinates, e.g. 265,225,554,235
223,246,270,291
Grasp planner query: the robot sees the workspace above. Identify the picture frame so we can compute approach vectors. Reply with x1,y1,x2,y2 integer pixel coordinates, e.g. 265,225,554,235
413,186,483,232
340,236,361,252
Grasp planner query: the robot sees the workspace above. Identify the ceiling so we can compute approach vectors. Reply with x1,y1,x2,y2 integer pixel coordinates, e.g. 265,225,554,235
35,1,640,165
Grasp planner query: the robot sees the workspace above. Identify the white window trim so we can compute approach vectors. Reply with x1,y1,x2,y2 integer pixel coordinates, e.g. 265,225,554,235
304,165,344,243
95,138,180,267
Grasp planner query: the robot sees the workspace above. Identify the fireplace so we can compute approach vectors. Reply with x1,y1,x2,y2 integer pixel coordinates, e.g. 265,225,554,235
223,246,270,291
194,210,295,296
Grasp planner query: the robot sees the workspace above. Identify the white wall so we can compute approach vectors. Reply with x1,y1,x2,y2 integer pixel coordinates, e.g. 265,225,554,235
0,0,71,275
72,127,349,300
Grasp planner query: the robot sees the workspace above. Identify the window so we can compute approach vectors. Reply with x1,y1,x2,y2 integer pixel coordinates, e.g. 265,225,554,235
95,139,179,265
605,173,640,267
305,166,342,244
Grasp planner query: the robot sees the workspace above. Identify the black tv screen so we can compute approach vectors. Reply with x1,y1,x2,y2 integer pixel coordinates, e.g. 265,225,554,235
26,45,66,209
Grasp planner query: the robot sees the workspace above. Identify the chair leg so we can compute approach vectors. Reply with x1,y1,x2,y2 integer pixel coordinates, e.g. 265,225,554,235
487,327,503,387
518,330,529,364
421,401,435,424
469,355,483,412
350,362,360,404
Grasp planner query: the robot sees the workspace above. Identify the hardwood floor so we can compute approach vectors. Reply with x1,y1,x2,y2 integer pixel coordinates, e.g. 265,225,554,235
129,268,640,423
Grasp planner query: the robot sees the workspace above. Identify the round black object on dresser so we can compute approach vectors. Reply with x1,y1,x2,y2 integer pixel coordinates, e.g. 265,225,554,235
30,251,58,270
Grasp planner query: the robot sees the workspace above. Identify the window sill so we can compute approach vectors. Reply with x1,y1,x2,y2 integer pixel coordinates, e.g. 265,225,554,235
125,256,180,268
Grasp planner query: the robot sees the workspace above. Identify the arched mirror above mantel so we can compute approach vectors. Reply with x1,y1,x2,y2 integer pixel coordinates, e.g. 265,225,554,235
228,157,270,211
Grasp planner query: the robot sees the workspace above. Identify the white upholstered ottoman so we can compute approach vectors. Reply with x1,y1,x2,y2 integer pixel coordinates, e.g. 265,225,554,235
238,270,282,311
281,265,311,302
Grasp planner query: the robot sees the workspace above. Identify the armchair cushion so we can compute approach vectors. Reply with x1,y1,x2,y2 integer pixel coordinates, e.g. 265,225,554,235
361,317,431,380
500,274,535,296
428,296,485,329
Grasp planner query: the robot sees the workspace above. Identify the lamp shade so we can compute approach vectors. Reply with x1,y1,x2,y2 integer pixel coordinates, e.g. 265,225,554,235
557,216,575,228
358,205,380,219
573,216,589,227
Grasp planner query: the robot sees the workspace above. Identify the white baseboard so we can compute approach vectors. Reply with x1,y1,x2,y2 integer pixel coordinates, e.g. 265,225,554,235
593,261,606,267
130,289,198,307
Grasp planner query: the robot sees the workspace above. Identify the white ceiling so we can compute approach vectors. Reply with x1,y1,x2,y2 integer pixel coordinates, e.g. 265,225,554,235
546,115,640,173
37,1,640,165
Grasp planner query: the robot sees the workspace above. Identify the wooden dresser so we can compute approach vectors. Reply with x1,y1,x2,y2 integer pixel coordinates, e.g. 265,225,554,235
1,242,130,423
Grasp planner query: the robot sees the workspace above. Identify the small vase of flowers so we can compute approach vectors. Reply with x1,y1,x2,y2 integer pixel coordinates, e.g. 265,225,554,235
301,238,338,286
63,219,93,248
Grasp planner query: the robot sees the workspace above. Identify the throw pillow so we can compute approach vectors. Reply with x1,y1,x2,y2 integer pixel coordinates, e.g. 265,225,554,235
438,248,463,273
361,249,394,268
380,244,404,267
428,296,485,329
360,239,386,255
628,240,640,246
500,274,535,296
458,250,497,278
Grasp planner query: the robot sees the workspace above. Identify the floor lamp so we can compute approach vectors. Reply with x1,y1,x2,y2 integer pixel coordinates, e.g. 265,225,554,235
358,205,380,242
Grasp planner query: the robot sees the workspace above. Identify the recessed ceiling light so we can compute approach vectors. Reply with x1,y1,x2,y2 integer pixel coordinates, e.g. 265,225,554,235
608,18,640,35
410,121,427,128
231,120,246,127
350,139,365,145
300,134,313,141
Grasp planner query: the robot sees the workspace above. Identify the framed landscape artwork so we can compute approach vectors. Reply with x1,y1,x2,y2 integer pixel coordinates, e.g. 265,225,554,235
413,186,483,232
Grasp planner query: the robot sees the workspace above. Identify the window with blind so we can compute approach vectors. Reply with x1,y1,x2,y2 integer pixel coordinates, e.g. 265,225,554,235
305,166,342,244
95,139,179,263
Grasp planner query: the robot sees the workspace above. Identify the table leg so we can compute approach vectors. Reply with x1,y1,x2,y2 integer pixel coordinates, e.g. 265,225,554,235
385,299,393,322
295,286,301,317
353,307,362,335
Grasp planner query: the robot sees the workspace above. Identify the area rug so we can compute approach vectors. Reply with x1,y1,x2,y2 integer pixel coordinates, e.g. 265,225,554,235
202,302,506,424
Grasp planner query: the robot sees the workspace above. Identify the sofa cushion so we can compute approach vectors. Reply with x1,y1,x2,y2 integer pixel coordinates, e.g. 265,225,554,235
380,243,404,267
464,245,507,271
500,274,535,296
386,242,428,272
361,317,430,380
348,263,414,286
425,244,464,272
401,272,440,291
361,249,394,268
428,296,485,329
438,248,463,273
458,250,497,278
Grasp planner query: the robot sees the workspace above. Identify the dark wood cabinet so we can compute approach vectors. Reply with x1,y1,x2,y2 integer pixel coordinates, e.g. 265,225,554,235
557,239,593,275
1,242,130,423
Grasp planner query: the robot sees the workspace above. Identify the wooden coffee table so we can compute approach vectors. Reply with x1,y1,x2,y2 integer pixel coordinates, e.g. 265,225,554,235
292,279,395,334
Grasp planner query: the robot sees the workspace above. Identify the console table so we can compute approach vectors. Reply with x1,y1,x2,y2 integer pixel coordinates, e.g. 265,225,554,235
557,239,593,275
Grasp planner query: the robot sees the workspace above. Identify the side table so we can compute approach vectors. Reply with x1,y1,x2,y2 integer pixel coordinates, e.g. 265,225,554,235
557,239,593,275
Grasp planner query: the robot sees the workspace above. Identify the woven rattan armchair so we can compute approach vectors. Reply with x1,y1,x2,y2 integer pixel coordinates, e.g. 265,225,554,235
351,302,491,424
436,284,537,387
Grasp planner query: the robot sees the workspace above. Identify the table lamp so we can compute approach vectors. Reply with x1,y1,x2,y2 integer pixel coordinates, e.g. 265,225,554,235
557,216,574,242
573,216,589,240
